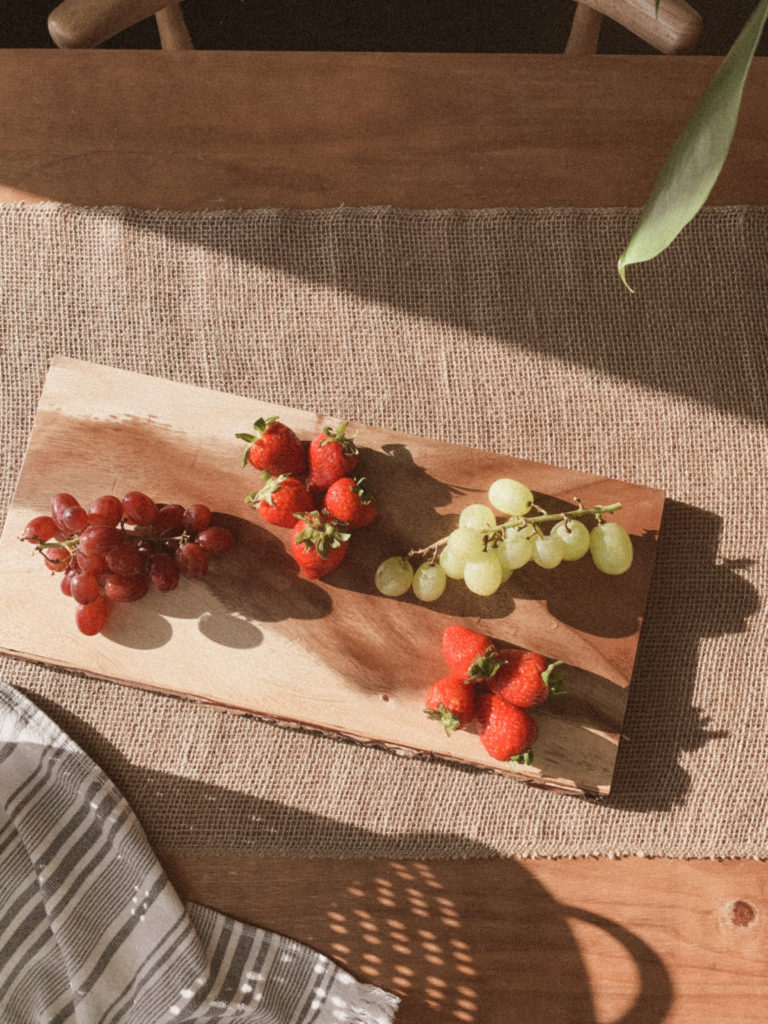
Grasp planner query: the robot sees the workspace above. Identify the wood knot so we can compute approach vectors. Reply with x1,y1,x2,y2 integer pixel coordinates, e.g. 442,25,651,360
726,900,757,927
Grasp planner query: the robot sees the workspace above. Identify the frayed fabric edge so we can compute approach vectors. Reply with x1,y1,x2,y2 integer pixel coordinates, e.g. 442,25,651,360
315,980,400,1024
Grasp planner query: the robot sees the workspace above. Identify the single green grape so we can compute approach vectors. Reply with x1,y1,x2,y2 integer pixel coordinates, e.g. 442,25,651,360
531,533,565,569
487,543,514,582
550,518,591,561
589,522,634,575
412,561,447,602
375,556,414,596
445,527,485,562
458,503,497,532
439,545,466,580
463,550,503,596
497,530,533,571
488,478,534,517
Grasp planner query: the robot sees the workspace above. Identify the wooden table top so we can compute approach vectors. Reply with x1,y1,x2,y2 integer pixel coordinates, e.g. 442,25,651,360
1,48,765,1023
0,50,767,209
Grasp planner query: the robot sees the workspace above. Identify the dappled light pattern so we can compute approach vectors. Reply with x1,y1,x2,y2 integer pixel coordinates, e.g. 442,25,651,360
325,861,479,1022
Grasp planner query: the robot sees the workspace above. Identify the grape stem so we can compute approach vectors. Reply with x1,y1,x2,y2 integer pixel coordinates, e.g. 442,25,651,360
35,538,78,553
407,501,622,560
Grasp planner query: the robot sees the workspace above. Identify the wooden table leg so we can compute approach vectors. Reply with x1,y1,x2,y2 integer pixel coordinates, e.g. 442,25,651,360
566,5,603,55
155,4,193,50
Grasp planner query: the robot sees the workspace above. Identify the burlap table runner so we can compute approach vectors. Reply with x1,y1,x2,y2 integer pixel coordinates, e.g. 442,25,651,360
0,203,765,859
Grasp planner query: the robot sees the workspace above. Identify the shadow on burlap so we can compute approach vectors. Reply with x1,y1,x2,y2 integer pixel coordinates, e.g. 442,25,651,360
0,204,765,858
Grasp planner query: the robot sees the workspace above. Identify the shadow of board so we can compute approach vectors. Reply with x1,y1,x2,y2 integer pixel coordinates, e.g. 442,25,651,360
9,687,674,1024
608,499,757,814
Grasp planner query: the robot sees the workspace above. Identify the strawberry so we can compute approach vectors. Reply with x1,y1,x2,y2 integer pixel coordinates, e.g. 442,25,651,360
307,422,359,494
489,649,564,708
236,417,306,477
290,511,351,579
246,473,315,528
476,691,538,764
324,476,377,529
441,625,502,682
424,675,476,735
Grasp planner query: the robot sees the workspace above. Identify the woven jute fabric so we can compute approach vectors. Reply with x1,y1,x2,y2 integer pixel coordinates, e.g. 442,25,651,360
0,203,765,859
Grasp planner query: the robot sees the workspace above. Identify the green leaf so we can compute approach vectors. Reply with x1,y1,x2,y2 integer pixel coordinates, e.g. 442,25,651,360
618,0,768,289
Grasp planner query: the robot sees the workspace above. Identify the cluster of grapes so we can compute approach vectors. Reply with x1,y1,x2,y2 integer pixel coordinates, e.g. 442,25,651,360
21,491,234,635
375,477,634,603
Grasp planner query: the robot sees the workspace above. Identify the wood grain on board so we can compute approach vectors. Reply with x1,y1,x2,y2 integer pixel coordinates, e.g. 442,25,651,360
0,358,664,794
164,854,768,1024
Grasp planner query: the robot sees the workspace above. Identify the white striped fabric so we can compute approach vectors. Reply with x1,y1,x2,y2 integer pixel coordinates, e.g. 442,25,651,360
0,681,399,1024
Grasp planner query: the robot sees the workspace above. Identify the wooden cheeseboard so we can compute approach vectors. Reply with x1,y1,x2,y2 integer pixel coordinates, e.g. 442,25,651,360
0,358,665,796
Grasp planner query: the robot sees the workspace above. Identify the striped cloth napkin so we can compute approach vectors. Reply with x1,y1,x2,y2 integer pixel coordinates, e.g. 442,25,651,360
0,680,399,1024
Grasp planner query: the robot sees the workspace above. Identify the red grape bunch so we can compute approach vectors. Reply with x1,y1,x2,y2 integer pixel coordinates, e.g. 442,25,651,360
21,491,235,636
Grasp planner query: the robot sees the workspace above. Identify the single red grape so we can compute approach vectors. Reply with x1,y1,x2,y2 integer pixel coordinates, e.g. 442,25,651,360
105,573,149,603
75,595,111,635
195,526,234,556
70,572,100,605
153,503,185,535
79,525,122,556
182,504,212,533
59,504,89,533
50,492,80,520
175,542,208,580
75,548,107,575
43,546,72,572
148,551,180,591
122,491,158,527
88,495,123,528
22,515,58,543
106,542,145,576
60,567,78,596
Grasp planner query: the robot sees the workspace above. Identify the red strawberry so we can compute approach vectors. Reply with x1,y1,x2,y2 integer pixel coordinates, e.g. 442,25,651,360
246,473,315,528
441,625,502,682
236,417,306,477
424,675,476,735
307,422,359,494
476,692,538,764
489,649,564,708
324,476,377,529
290,511,351,579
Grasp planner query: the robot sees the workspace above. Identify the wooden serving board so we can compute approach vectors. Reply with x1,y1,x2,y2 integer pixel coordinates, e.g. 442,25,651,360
0,358,665,795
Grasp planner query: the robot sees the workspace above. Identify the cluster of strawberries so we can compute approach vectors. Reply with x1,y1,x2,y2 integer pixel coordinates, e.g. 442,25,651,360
425,625,564,765
237,416,377,578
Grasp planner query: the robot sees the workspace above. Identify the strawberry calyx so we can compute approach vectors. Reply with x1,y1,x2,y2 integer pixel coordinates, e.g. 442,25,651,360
318,421,359,458
244,472,291,508
542,659,566,695
465,646,503,682
510,749,534,767
349,476,375,505
424,703,462,736
293,511,351,558
235,417,280,467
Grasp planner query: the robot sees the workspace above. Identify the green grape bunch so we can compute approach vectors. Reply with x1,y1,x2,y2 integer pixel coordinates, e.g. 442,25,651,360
374,478,634,603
